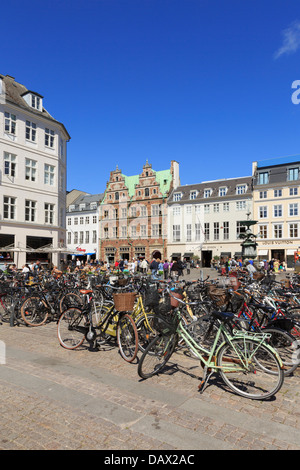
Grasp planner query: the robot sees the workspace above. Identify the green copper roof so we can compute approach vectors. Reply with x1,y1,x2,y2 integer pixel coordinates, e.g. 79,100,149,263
101,167,172,202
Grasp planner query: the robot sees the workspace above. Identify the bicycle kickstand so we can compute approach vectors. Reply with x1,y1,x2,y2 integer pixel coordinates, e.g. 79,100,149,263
198,366,214,394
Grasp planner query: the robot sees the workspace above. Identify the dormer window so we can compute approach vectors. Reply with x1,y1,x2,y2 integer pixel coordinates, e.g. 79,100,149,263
204,189,212,198
219,187,227,197
236,184,247,195
173,192,182,201
189,190,197,200
22,91,43,111
79,203,86,211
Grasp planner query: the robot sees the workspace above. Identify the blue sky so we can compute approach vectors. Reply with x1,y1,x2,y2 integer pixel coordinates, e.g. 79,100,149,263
2,0,300,194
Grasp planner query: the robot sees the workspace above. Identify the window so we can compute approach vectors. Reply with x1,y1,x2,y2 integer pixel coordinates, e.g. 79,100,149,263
80,216,84,224
85,231,89,243
26,121,37,142
204,189,211,198
140,225,147,237
44,164,55,185
213,203,219,213
213,222,219,240
204,204,210,213
74,232,78,244
259,191,267,199
25,200,36,222
141,205,147,216
288,167,299,181
92,231,97,243
152,204,160,216
195,223,201,241
67,232,71,244
258,225,268,239
190,190,197,200
290,187,298,196
31,94,41,110
289,203,298,216
172,225,181,242
258,172,269,184
131,226,136,238
273,205,282,217
186,205,192,214
204,223,209,241
289,223,298,238
173,192,182,201
79,232,84,243
274,224,283,238
67,218,71,225
173,206,180,216
93,215,97,223
152,224,161,236
223,221,229,240
274,189,282,197
145,188,150,197
236,184,246,194
4,112,16,135
44,203,54,224
236,201,246,210
219,187,227,197
104,227,109,239
236,222,246,238
259,206,267,218
4,152,16,177
25,158,36,181
85,216,89,224
186,224,192,241
115,192,119,201
223,202,229,212
3,196,16,219
74,217,78,225
131,206,136,217
45,128,55,148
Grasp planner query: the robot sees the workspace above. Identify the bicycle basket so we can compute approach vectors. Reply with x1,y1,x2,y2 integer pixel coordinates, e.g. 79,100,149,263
153,311,179,335
253,272,265,281
208,287,230,307
153,296,172,315
170,289,183,308
143,285,160,308
113,292,136,311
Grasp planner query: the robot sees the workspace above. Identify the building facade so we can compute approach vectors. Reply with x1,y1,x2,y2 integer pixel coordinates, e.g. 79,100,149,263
167,176,253,266
99,160,180,264
66,191,103,263
0,74,70,268
253,157,300,267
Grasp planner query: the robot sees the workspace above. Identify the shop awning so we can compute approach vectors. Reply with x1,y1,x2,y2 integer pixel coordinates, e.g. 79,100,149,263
183,253,193,257
171,253,181,257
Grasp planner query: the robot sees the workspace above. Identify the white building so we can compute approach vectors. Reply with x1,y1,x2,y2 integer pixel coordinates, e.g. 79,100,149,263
0,74,70,268
66,191,104,264
167,176,253,266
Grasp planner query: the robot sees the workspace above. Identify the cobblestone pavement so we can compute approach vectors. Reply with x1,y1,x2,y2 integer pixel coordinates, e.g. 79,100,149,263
0,268,300,451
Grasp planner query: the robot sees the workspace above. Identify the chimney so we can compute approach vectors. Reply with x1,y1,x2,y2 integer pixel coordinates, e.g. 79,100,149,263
171,160,180,189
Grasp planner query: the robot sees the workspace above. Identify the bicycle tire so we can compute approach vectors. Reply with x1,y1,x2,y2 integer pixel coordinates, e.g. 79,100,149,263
138,333,177,379
217,338,284,400
57,307,86,349
116,314,138,362
20,296,49,326
59,291,83,313
262,327,300,376
135,312,157,353
0,294,14,323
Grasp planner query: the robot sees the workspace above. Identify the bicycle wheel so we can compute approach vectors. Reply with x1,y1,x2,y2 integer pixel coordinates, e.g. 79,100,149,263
59,291,83,313
135,312,157,353
57,308,86,349
20,296,49,326
217,338,284,400
262,327,300,376
0,294,14,323
138,333,177,379
116,314,138,362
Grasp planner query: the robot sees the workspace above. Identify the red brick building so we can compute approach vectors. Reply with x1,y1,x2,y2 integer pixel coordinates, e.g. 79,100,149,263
99,160,179,264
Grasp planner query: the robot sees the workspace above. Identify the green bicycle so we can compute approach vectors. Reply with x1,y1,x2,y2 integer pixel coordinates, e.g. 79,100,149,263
137,308,285,400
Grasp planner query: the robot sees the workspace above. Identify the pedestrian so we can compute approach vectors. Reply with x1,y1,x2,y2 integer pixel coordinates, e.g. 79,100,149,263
163,260,169,279
150,258,159,276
